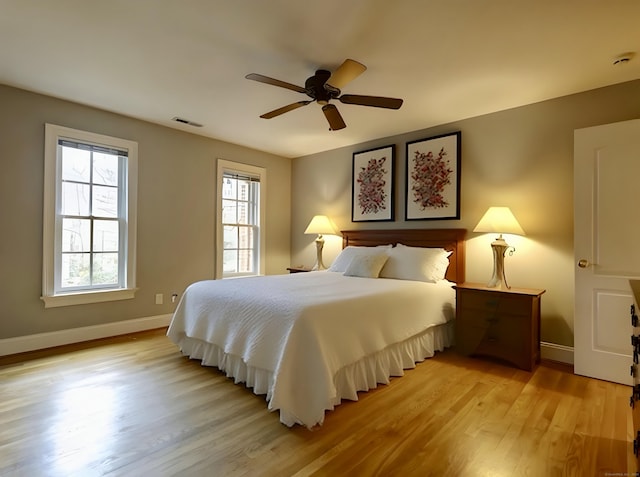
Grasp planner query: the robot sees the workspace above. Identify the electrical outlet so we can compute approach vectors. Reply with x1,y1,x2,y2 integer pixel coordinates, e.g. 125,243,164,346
155,293,163,305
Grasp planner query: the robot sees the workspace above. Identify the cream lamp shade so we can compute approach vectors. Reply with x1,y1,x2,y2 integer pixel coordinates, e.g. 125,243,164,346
473,207,525,289
473,206,525,236
304,215,337,270
304,215,336,236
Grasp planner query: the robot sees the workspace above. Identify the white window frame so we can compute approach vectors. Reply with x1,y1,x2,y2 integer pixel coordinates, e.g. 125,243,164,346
42,124,138,308
216,159,266,279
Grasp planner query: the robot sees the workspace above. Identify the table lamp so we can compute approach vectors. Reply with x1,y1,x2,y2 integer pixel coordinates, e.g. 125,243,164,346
473,206,525,289
304,215,336,270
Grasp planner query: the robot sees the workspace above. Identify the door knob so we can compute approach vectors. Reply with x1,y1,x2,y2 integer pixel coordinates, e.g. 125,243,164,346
578,259,590,268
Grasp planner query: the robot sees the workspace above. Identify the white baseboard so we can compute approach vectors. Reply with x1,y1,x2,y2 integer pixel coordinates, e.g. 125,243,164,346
0,314,172,357
541,341,574,365
1,320,576,367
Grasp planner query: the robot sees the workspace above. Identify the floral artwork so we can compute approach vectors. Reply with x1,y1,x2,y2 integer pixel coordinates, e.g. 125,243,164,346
357,157,388,215
410,147,452,209
352,145,395,222
405,132,461,220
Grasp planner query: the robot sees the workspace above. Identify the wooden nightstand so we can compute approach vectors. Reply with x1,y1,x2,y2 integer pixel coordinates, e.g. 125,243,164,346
286,267,311,274
454,283,545,371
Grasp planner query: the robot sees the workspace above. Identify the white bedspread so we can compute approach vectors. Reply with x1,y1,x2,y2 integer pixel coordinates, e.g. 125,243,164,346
167,271,455,428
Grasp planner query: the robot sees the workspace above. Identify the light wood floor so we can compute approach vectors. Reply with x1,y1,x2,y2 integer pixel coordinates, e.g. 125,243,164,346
0,329,634,477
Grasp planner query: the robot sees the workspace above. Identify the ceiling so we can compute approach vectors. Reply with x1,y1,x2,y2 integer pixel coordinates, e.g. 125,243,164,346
1,0,639,158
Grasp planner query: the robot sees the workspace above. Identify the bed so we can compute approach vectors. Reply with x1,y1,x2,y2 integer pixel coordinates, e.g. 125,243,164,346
167,228,466,428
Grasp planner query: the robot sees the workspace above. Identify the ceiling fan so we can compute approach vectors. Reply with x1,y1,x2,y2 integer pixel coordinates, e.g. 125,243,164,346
245,59,403,131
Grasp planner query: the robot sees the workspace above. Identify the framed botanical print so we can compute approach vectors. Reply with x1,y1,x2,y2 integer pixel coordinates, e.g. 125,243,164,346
351,144,395,222
405,131,461,220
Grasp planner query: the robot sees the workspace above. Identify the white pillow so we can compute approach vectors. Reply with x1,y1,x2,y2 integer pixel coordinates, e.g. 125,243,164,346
379,244,452,282
328,245,392,273
343,252,390,278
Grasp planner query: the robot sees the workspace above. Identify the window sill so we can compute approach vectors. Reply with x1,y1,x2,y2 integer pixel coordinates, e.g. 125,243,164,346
41,288,137,308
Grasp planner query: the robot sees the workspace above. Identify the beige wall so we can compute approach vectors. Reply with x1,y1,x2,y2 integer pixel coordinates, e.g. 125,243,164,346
291,79,640,347
4,80,639,347
0,85,291,339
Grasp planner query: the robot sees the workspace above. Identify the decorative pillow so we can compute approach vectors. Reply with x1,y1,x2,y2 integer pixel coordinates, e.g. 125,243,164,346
328,245,392,273
379,244,452,282
343,252,390,278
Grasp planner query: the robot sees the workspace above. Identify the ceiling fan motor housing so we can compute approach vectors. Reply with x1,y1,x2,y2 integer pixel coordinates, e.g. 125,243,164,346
305,70,340,105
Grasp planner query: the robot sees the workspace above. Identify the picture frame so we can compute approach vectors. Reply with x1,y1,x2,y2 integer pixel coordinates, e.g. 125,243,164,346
405,131,461,221
351,144,395,222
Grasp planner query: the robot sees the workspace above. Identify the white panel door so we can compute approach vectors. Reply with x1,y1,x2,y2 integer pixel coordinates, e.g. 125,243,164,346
574,119,640,385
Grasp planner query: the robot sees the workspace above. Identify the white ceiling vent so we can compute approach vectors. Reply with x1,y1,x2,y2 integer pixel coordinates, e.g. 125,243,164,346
613,52,635,66
172,117,203,127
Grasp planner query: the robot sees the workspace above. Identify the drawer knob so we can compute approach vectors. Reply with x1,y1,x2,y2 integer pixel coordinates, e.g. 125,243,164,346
578,259,590,268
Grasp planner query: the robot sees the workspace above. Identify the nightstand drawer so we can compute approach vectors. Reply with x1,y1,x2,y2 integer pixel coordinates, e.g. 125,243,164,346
458,291,531,318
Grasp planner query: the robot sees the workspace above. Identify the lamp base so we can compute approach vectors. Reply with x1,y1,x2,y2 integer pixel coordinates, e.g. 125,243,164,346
312,235,326,271
487,236,510,289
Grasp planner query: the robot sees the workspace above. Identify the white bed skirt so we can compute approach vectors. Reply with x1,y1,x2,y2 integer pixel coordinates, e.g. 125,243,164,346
172,321,454,427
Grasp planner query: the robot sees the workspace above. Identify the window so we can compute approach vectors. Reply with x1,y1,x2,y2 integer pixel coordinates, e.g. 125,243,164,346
42,124,138,307
216,160,266,278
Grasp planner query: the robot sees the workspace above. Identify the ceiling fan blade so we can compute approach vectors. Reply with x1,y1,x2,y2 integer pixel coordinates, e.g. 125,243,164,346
260,101,312,119
338,94,403,110
326,59,367,90
322,104,346,131
245,73,306,94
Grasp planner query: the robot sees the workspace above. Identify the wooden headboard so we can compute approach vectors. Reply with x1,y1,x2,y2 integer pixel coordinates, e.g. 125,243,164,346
341,229,467,284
